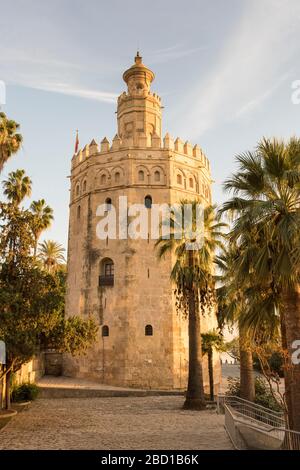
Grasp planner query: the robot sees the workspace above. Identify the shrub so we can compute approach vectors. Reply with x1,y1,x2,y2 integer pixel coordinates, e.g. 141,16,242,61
226,376,282,412
11,383,39,402
253,351,284,378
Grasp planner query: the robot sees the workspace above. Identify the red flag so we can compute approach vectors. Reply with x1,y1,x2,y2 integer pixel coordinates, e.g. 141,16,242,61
74,130,79,153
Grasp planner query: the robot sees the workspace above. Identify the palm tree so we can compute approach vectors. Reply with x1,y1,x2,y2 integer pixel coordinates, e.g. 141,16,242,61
2,169,32,206
0,112,23,172
201,330,225,401
221,137,300,430
38,240,66,272
156,201,226,409
30,199,54,256
216,245,256,402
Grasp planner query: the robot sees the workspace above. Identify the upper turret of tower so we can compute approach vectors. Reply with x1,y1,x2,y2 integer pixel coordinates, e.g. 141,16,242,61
122,51,155,98
117,53,162,146
71,53,211,176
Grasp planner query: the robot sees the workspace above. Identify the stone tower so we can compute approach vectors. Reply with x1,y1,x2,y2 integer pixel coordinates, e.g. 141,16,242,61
64,53,220,391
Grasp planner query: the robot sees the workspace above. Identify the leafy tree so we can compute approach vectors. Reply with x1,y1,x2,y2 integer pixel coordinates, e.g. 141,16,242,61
226,376,282,412
30,199,54,256
0,202,97,410
253,350,284,378
38,240,65,272
2,169,32,206
156,201,226,409
252,340,289,418
221,137,300,430
0,113,23,172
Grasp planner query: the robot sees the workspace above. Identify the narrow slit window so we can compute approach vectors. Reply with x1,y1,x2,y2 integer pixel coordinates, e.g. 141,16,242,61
105,197,112,211
102,325,109,337
145,195,152,209
145,324,153,336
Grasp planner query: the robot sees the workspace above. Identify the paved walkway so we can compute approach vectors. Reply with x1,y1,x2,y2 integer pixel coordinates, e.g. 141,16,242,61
0,396,233,450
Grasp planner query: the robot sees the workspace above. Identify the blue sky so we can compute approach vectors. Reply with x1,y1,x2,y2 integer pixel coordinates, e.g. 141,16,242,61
1,0,300,248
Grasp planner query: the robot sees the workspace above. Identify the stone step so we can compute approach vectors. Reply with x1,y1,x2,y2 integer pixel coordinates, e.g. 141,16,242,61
39,386,184,399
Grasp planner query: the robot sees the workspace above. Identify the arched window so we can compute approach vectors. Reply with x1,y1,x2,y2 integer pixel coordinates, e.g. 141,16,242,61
99,258,114,286
77,205,81,220
145,324,153,336
101,174,106,185
83,180,87,192
76,184,80,196
189,177,194,188
154,170,160,182
144,195,152,209
138,170,145,182
177,174,182,185
115,172,120,183
102,325,109,337
105,197,112,212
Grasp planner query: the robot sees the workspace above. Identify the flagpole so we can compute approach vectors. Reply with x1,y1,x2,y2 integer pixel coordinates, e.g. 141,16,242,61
74,130,79,153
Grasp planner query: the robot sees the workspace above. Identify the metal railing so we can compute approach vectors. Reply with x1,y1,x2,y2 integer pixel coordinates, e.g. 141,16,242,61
218,394,284,427
218,394,300,450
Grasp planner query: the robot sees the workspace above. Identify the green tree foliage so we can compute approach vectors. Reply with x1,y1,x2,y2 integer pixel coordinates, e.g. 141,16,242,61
38,240,65,272
0,201,97,409
0,113,23,172
30,199,54,256
2,169,32,206
226,376,283,412
220,137,300,430
11,383,39,403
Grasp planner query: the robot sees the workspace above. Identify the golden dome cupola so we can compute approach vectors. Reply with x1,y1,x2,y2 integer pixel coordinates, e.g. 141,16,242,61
122,52,155,97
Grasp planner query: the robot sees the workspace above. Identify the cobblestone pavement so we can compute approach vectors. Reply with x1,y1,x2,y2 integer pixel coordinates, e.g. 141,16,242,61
0,397,233,450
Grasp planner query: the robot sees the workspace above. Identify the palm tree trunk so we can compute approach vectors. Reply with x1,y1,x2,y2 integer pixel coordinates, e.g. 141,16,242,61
239,330,255,402
33,237,38,258
208,349,214,401
280,315,293,429
282,285,300,431
184,288,206,409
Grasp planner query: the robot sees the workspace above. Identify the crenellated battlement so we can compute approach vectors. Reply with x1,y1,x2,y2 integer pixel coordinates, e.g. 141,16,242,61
117,90,162,106
72,132,210,172
163,134,210,170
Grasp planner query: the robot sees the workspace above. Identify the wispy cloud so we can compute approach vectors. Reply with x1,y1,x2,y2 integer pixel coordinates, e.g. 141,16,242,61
0,42,203,103
31,82,118,103
148,44,206,64
0,46,81,69
171,0,300,141
0,45,118,103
